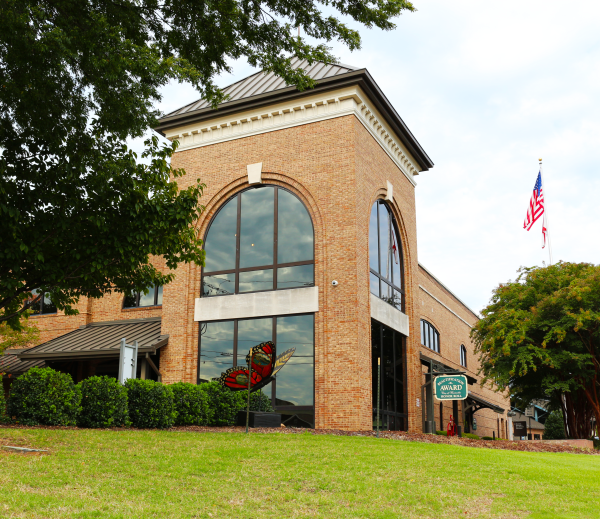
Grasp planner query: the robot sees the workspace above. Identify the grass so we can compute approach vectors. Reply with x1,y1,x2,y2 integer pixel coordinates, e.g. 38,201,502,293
0,428,599,518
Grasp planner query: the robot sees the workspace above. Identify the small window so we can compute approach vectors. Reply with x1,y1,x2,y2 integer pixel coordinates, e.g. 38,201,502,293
420,320,440,353
29,289,57,315
460,344,467,368
123,285,163,308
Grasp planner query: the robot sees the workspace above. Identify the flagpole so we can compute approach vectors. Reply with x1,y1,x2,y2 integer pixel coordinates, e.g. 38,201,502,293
538,158,553,265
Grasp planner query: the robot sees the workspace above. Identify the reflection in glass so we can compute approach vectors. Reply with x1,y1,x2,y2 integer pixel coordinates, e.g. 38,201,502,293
370,273,380,297
156,285,163,306
123,291,137,309
42,293,57,314
139,285,156,307
203,274,235,296
199,321,234,383
240,188,274,268
204,196,238,272
237,318,272,365
239,269,273,293
275,315,314,407
277,190,313,264
277,265,314,289
369,202,379,273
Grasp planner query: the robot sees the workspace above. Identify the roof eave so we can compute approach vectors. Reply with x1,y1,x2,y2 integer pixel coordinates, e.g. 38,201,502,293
155,69,433,171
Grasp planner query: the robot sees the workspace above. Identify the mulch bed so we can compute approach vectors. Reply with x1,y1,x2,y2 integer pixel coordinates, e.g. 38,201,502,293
1,424,597,455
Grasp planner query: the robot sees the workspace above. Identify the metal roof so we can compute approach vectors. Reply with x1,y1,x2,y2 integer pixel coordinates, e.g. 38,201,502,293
156,58,434,171
0,349,45,376
165,57,358,117
17,317,168,360
467,391,505,414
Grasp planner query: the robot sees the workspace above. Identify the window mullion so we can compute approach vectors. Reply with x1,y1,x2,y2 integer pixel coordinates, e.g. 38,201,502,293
273,188,278,291
235,195,241,294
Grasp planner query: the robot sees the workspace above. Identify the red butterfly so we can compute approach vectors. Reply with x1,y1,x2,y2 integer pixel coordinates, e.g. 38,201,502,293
218,341,295,392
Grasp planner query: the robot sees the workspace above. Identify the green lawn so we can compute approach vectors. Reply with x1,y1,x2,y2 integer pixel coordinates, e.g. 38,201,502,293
0,428,598,518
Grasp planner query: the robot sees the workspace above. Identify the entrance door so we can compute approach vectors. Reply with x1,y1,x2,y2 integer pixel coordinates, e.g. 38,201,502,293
372,319,407,431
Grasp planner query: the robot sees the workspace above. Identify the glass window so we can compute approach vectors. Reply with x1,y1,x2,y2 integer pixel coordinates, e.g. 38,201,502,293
460,344,467,368
420,320,440,353
123,284,163,308
369,201,404,311
372,319,406,431
198,314,315,422
30,289,57,315
202,186,314,296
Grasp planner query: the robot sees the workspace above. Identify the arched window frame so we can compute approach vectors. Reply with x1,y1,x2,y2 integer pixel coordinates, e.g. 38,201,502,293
201,185,315,297
420,319,440,353
369,200,405,312
460,344,467,368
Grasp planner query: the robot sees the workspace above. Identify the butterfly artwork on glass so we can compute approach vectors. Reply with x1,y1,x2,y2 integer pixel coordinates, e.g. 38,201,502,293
218,341,295,392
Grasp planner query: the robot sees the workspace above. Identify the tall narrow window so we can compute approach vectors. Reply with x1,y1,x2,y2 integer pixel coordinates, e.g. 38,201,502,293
420,320,440,353
460,344,467,368
368,201,404,311
202,186,314,296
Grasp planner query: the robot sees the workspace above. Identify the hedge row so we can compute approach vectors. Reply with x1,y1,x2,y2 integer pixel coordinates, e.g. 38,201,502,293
3,367,269,429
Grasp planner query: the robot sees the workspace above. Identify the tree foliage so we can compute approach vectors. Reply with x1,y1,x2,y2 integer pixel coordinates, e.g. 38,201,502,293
543,410,566,440
471,262,600,439
0,0,415,328
0,313,39,355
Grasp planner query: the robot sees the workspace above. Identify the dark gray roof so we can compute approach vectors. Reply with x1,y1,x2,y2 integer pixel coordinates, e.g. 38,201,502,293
1,349,45,376
17,317,168,360
166,58,358,117
467,391,505,414
156,58,434,171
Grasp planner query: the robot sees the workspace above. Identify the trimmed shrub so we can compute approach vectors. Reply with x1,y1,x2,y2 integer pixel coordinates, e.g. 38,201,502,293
201,381,246,426
435,430,447,436
7,367,80,425
77,376,129,428
125,379,176,429
543,410,566,440
249,390,273,412
0,387,6,423
481,436,494,440
172,382,211,426
463,433,480,440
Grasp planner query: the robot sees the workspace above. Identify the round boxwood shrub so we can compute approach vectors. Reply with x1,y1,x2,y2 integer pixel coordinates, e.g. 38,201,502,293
172,382,211,426
77,376,129,428
481,436,495,440
125,379,176,429
249,390,273,412
7,367,81,426
200,381,246,426
463,433,480,440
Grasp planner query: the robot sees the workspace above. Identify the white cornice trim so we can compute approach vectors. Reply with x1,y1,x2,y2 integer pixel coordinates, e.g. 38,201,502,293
419,285,474,329
164,86,421,186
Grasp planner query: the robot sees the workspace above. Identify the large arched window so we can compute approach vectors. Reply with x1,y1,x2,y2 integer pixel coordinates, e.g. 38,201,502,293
368,200,404,311
421,319,440,353
460,344,467,368
202,186,314,296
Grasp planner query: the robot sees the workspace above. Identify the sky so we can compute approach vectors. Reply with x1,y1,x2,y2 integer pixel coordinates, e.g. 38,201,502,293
149,0,600,313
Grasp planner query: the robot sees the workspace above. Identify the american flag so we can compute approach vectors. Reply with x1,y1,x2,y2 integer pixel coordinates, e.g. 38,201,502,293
524,171,547,247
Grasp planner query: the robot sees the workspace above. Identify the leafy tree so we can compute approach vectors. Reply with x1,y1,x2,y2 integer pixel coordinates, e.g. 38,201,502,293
0,0,415,329
543,410,566,440
0,314,39,355
472,262,600,439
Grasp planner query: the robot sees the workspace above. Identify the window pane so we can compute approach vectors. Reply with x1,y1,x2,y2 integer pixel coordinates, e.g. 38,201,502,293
199,321,234,383
277,264,314,289
123,291,137,308
156,285,163,306
277,190,313,264
239,269,273,293
381,281,392,304
371,320,381,414
240,187,274,268
391,224,402,289
139,286,156,307
204,196,238,273
203,273,235,296
275,315,314,407
30,289,42,314
237,318,273,365
378,203,391,282
369,203,379,273
420,320,425,346
42,292,57,314
394,333,404,414
391,289,402,311
370,272,380,297
382,325,395,413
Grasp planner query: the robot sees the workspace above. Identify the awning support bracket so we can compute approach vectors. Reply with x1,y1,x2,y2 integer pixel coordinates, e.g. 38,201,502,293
145,353,162,383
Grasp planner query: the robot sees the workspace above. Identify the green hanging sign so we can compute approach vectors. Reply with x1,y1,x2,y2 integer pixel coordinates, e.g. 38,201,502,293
434,375,468,400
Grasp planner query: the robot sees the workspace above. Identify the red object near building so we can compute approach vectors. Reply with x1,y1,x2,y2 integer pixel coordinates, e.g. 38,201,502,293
447,415,456,436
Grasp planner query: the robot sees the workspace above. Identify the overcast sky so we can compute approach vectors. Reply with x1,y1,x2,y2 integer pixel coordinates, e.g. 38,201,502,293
152,0,600,313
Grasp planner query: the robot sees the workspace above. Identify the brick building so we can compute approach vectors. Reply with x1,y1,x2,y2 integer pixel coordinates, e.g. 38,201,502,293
4,59,509,435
